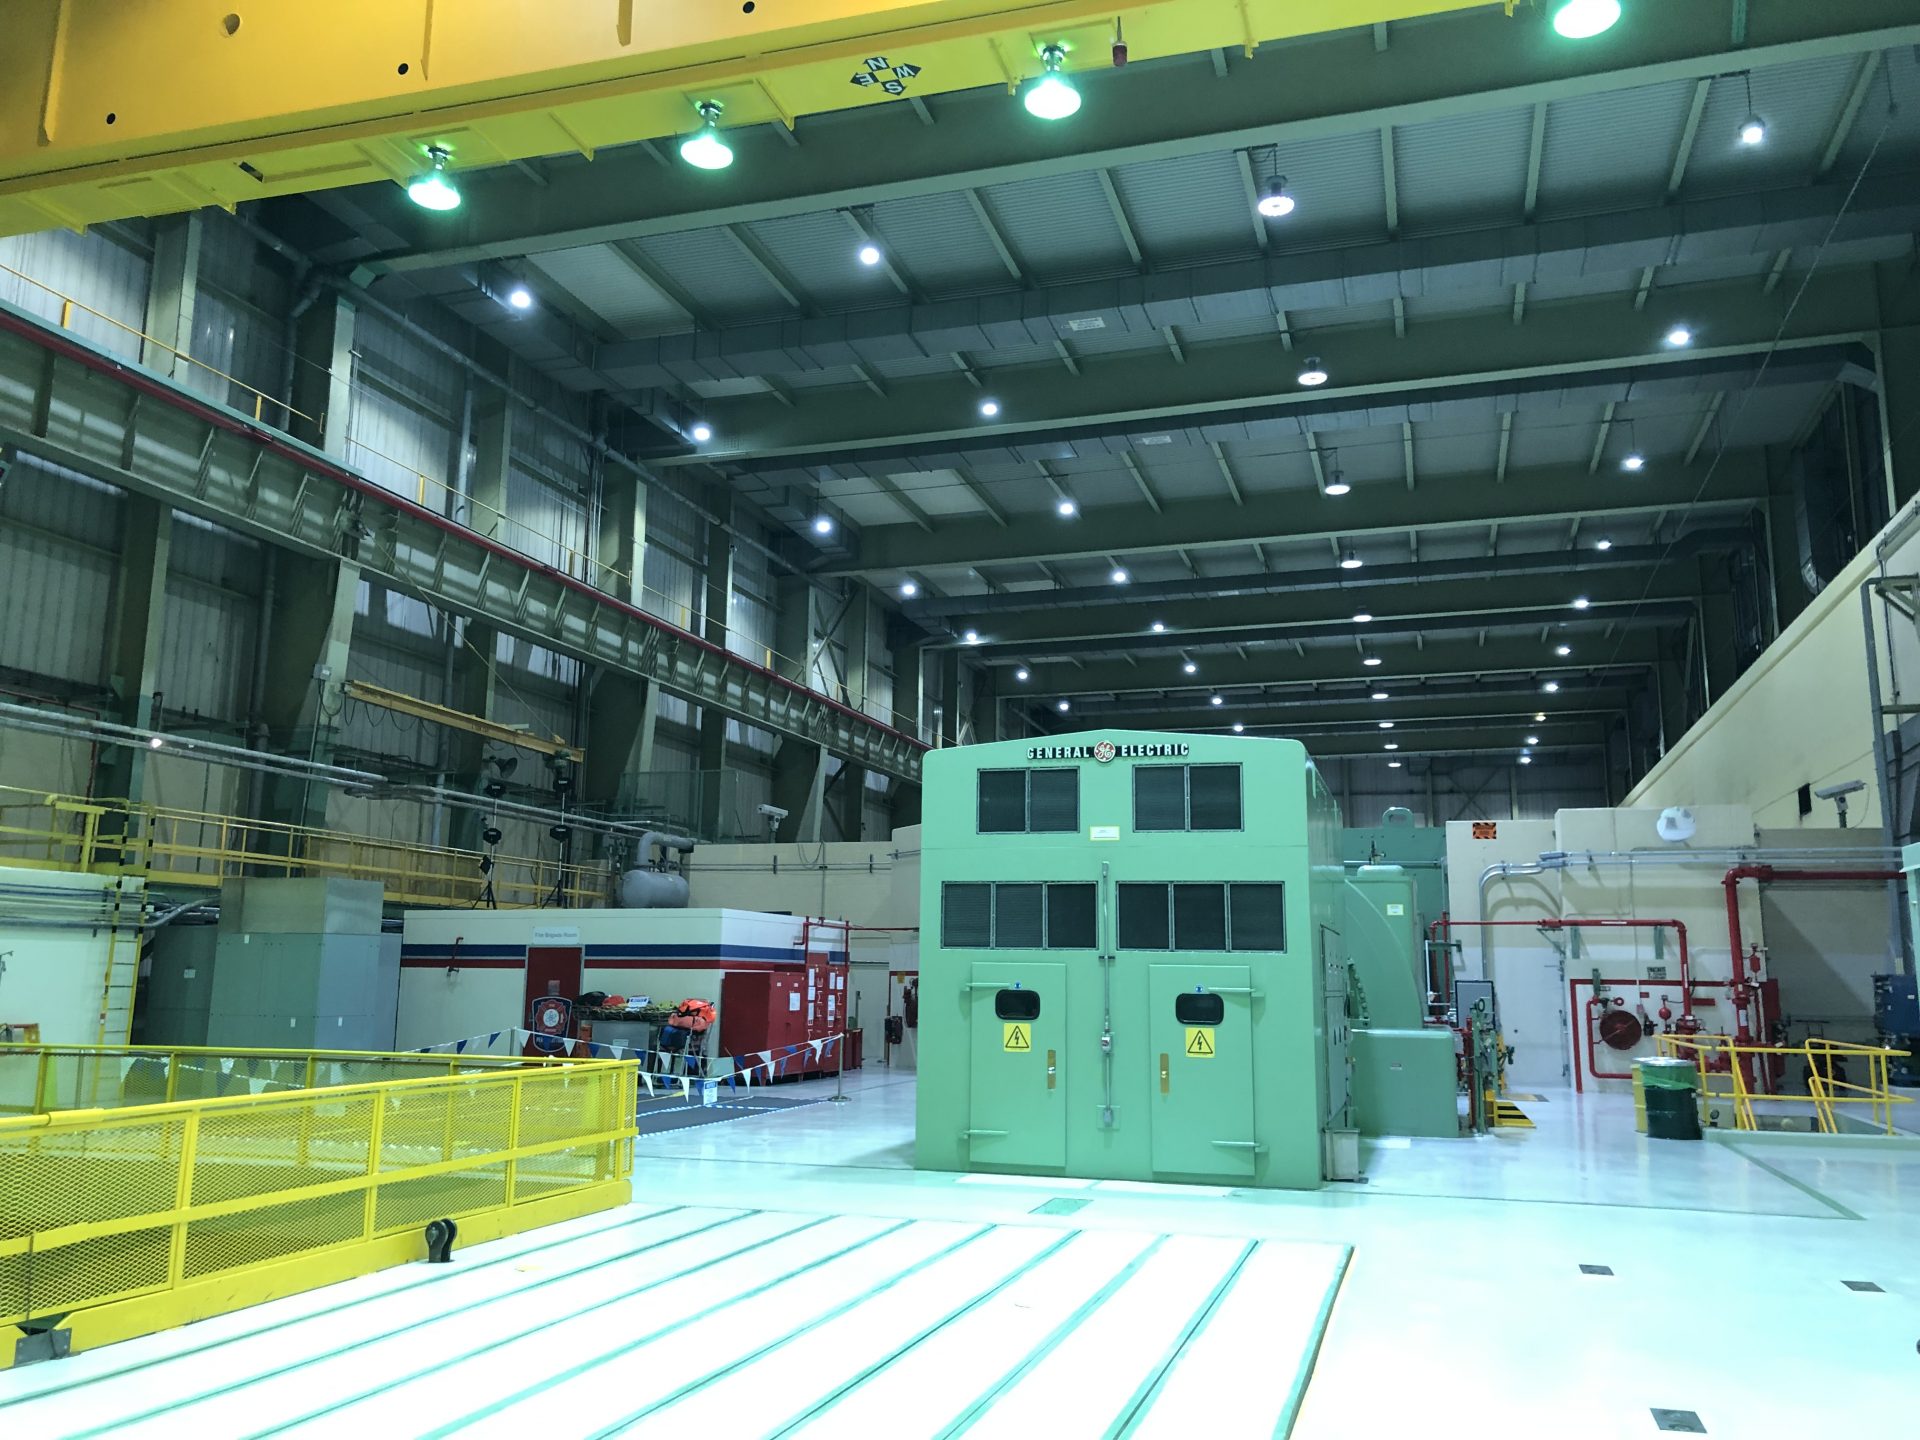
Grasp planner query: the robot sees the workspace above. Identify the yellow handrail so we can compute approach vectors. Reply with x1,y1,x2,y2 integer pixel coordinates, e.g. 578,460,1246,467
0,783,604,908
1656,1034,1913,1136
2,261,924,737
0,1048,637,1334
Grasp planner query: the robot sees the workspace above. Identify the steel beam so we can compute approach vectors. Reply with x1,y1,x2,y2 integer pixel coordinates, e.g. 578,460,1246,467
1021,631,1665,699
595,177,1919,392
685,271,1877,476
825,452,1767,575
0,298,926,783
327,0,1920,272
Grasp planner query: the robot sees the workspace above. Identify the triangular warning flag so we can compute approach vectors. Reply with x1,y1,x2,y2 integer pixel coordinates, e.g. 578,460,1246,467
679,1076,690,1100
641,1072,655,1097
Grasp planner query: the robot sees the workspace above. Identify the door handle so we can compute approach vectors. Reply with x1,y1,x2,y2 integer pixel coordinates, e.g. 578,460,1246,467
1206,987,1263,999
962,1128,1010,1140
1047,1049,1057,1090
1210,1139,1266,1153
1159,1052,1170,1094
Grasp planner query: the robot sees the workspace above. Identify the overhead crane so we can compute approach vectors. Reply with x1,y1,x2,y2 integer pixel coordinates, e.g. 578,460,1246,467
1,0,1497,236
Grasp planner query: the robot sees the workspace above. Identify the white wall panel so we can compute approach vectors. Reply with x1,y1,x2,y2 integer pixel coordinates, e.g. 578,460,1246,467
0,228,150,361
159,576,255,724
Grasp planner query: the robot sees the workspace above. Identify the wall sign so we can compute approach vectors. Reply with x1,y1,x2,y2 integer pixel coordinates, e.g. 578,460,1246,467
1027,740,1190,763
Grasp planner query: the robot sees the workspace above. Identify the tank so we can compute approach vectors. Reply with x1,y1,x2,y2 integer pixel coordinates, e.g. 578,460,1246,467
614,868,690,908
611,830,696,909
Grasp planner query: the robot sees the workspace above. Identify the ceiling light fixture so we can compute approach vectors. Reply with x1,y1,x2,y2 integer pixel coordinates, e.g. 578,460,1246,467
1257,177,1297,219
812,516,834,535
1542,681,1561,693
407,146,462,210
1298,357,1330,387
1379,721,1394,730
900,580,918,598
1232,722,1245,734
1151,621,1166,633
979,399,1001,418
1384,742,1399,751
1362,655,1383,667
1016,668,1031,682
1210,695,1224,707
1111,567,1129,584
1023,45,1082,121
1519,755,1534,765
1372,691,1389,701
1549,0,1622,39
1664,324,1694,348
1596,537,1614,551
1527,734,1540,745
1183,661,1198,675
1340,550,1363,570
679,101,735,170
1324,470,1352,497
1388,760,1403,769
1535,711,1547,722
1572,596,1590,610
1353,612,1373,624
506,285,533,311
1621,452,1646,473
964,630,981,645
1556,644,1572,657
858,243,882,266
1056,698,1071,712
690,422,713,443
1055,496,1076,517
1738,72,1766,146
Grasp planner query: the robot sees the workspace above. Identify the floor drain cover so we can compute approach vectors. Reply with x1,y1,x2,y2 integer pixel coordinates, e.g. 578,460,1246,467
1652,1410,1706,1433
1579,1264,1614,1276
1031,1197,1091,1216
1842,1280,1884,1292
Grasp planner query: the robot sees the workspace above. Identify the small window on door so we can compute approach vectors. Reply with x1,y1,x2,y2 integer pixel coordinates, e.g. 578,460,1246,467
994,989,1042,1021
1175,992,1225,1026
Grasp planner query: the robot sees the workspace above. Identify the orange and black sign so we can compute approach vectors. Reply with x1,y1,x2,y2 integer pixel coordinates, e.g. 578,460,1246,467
1471,822,1498,840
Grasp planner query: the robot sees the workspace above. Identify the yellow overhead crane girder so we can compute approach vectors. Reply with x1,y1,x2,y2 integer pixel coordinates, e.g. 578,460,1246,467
0,0,1500,239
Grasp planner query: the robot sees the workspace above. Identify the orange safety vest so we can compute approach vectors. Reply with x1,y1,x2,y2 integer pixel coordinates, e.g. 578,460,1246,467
667,998,716,1033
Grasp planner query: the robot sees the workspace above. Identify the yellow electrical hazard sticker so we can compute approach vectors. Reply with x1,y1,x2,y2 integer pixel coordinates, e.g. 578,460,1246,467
1003,1023,1032,1052
1184,1027,1216,1059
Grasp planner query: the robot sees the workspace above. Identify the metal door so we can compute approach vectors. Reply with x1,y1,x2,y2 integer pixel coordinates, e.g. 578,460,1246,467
1149,963,1256,1177
965,960,1065,1169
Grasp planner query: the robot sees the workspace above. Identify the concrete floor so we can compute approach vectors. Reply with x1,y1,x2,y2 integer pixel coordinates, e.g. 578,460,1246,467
2,1067,1915,1436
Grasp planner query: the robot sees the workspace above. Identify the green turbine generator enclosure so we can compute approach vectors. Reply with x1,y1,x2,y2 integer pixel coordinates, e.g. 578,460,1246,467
915,732,1352,1190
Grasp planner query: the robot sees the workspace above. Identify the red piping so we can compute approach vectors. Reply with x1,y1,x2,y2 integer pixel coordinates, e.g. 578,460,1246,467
0,307,929,756
1569,977,1738,1090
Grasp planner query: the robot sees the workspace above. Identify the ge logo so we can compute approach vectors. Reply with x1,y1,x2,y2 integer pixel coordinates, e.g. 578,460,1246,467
1093,741,1117,764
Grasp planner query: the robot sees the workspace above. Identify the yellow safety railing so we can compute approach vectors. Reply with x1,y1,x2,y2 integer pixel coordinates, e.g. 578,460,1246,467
0,1042,564,1118
0,1050,637,1336
1,261,923,738
1657,1034,1913,1136
0,784,604,908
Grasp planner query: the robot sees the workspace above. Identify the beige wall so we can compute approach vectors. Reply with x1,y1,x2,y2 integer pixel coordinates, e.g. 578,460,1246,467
1627,499,1920,830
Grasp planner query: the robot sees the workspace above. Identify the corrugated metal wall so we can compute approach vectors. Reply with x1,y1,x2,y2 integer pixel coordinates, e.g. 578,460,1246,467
0,458,119,688
0,227,150,361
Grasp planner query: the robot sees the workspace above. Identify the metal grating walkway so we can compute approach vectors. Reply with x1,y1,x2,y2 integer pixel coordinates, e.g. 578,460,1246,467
0,1203,1349,1438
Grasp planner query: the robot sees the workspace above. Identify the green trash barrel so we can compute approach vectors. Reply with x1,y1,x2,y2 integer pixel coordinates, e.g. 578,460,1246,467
1637,1058,1701,1140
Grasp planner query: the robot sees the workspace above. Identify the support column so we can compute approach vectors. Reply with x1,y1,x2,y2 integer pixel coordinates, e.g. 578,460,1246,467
96,499,175,806
597,469,647,604
697,484,734,837
936,650,960,748
1879,321,1920,509
141,215,203,384
968,663,1000,746
834,588,871,840
884,617,925,830
257,552,362,831
583,672,657,808
260,293,360,831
